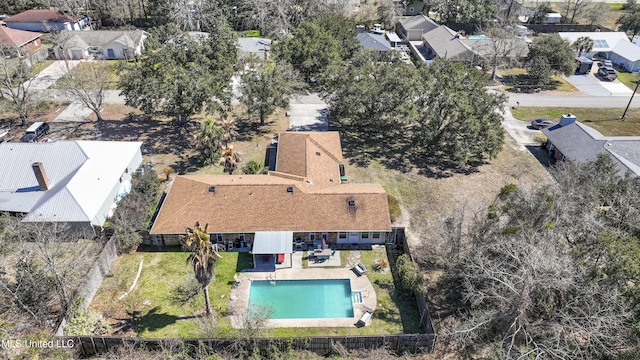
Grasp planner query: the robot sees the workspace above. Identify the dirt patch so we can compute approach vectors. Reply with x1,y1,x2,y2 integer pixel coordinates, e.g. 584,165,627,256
0,101,69,142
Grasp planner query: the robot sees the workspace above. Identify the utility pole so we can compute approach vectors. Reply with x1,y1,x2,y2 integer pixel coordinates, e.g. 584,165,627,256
622,79,640,121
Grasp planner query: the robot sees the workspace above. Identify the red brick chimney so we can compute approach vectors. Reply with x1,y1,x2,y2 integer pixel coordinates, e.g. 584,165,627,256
31,162,49,191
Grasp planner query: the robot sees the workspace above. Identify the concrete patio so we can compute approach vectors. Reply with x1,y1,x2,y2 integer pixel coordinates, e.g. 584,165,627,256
229,267,376,328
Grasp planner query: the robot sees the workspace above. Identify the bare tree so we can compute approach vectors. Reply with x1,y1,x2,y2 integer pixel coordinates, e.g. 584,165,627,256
477,26,528,81
59,60,111,122
0,49,38,125
561,0,591,23
583,2,610,26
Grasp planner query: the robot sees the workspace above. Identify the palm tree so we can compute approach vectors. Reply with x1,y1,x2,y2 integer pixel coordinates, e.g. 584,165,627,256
221,145,241,175
220,117,238,148
184,222,221,317
573,36,594,57
195,118,224,165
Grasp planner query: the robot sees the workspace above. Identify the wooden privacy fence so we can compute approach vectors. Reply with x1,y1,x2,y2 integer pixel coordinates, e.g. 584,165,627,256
65,334,434,357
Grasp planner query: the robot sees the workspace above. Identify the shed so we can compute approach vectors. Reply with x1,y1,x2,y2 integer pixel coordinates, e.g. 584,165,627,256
575,56,593,74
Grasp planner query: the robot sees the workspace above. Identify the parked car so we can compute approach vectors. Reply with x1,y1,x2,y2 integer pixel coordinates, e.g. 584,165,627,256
531,118,556,129
20,122,49,142
598,67,617,81
603,59,613,67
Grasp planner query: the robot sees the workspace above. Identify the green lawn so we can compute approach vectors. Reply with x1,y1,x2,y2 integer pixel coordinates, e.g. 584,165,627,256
616,71,640,93
90,247,421,338
512,107,640,136
498,68,578,93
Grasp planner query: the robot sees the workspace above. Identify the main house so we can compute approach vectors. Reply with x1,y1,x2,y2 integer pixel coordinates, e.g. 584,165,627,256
4,9,89,32
559,32,640,72
53,30,147,60
0,140,143,229
149,132,392,265
542,114,640,177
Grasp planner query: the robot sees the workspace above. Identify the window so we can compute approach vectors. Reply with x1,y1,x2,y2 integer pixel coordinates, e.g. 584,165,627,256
322,233,327,240
310,233,316,241
361,232,369,239
372,232,381,239
216,234,223,242
238,233,245,241
339,232,347,239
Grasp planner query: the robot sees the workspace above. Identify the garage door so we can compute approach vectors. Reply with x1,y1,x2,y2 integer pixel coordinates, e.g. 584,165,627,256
70,49,84,60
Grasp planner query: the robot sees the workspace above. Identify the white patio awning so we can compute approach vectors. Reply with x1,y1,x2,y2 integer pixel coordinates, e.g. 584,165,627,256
252,231,293,254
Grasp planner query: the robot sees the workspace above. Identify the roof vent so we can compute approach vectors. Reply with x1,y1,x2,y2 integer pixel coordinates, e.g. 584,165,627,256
287,186,294,193
209,186,216,192
348,199,356,206
316,151,321,156
306,179,312,184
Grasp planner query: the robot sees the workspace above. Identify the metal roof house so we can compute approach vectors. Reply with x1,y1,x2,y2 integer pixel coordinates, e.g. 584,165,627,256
0,140,143,228
542,115,640,177
149,132,392,271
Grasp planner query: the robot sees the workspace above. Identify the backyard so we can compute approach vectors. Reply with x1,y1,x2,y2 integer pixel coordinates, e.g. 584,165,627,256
89,246,421,338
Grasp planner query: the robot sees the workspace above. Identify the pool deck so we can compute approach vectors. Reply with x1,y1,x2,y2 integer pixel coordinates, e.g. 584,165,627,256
229,268,377,328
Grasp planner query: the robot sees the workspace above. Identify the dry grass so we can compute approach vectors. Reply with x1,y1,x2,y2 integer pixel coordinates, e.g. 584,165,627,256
348,135,552,248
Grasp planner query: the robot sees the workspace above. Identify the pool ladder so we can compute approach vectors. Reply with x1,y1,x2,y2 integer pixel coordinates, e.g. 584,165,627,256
267,273,276,285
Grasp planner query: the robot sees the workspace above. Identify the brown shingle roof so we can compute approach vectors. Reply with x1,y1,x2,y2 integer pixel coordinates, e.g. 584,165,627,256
0,27,41,47
150,132,391,234
5,9,75,23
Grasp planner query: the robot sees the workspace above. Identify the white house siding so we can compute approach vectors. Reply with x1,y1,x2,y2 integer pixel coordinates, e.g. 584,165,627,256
91,150,142,227
101,42,132,60
7,21,77,32
610,53,640,72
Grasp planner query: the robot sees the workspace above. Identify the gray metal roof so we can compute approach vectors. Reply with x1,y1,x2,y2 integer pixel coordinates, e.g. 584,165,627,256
612,40,640,62
0,140,142,225
356,33,392,51
252,231,293,254
542,122,640,177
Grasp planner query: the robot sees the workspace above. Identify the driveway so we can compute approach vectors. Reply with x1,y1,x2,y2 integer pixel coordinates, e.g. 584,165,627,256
562,73,611,96
288,93,329,131
28,60,82,90
600,80,633,96
501,106,540,149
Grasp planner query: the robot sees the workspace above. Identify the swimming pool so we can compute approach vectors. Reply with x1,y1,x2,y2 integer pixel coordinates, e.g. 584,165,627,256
248,279,354,319
468,35,487,40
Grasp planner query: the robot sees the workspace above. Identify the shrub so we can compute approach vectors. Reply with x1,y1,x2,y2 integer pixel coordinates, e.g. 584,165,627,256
242,160,266,174
395,254,423,294
64,308,110,336
373,258,389,272
245,30,261,37
387,194,401,222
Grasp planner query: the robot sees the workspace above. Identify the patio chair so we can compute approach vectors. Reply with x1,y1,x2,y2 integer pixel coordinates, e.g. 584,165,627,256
353,263,367,276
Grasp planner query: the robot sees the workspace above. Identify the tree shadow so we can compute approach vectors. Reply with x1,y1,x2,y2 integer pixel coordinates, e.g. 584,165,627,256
129,306,200,336
235,116,272,142
503,74,564,93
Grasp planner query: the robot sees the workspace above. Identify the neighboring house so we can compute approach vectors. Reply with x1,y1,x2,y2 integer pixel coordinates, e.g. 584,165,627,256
4,9,89,32
54,30,147,60
0,140,143,229
397,14,439,41
421,26,529,64
609,40,640,72
543,13,562,24
356,32,392,52
0,26,42,57
237,37,271,62
542,115,640,177
559,32,630,59
149,132,392,270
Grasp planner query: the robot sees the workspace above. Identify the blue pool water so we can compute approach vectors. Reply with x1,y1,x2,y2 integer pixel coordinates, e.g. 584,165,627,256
468,35,487,40
249,279,354,319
